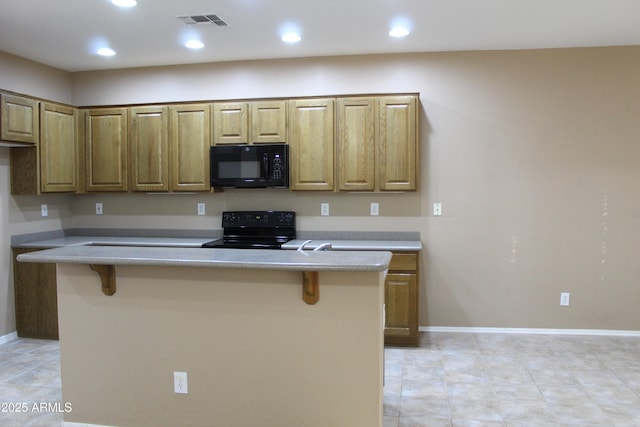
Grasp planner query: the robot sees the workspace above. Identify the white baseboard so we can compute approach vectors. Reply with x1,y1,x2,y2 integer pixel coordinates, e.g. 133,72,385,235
0,331,17,345
64,423,114,427
420,326,640,337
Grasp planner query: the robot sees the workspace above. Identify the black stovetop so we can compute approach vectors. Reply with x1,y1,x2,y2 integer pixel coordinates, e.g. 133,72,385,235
202,210,296,249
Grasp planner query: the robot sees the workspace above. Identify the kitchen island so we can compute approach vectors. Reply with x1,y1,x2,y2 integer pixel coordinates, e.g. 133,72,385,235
17,246,391,427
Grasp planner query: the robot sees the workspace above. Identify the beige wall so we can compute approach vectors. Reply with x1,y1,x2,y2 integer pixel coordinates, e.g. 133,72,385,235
4,46,640,333
0,52,73,337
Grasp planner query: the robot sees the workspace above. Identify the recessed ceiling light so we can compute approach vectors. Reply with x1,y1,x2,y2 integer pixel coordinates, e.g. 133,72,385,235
281,32,301,43
185,39,205,49
111,0,137,7
97,47,116,56
389,26,410,38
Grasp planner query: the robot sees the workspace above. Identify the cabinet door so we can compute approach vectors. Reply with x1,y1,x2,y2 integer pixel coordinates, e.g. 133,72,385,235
384,273,418,342
170,104,211,191
213,102,248,144
13,248,58,340
378,96,417,191
250,100,287,144
1,94,39,144
85,108,128,192
129,106,169,192
337,97,376,191
40,102,78,193
288,98,335,191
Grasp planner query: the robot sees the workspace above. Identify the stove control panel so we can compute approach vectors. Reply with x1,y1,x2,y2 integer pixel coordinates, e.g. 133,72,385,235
221,211,296,228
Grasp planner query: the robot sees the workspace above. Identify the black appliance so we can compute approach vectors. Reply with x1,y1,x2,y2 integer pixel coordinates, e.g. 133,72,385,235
210,144,289,188
202,210,296,249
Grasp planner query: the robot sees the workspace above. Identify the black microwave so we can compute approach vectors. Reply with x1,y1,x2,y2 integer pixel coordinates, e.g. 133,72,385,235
210,144,289,188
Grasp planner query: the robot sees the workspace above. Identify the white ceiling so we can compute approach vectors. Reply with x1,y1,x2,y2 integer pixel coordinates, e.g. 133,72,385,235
1,0,639,72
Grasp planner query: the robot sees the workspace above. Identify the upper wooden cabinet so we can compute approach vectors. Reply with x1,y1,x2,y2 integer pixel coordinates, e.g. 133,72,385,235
213,100,287,145
85,108,128,192
378,95,417,191
336,97,376,191
337,95,418,192
170,104,211,192
11,101,78,195
40,103,78,193
213,102,248,144
1,93,39,144
288,98,335,191
129,106,169,192
250,100,287,144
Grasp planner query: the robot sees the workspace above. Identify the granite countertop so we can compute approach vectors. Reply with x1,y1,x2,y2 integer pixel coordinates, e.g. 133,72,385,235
13,235,211,249
13,235,422,252
16,245,392,272
282,239,422,251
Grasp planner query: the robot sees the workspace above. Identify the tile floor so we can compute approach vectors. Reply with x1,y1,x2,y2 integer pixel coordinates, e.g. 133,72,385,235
1,332,640,426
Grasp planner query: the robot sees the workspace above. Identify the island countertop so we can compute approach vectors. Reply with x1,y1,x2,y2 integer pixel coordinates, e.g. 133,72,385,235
16,245,392,272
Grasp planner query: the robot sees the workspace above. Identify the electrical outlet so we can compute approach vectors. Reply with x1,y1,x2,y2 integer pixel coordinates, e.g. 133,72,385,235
41,204,48,217
433,202,442,216
174,371,188,394
370,202,379,216
560,292,570,306
197,202,205,216
95,202,103,215
320,203,330,216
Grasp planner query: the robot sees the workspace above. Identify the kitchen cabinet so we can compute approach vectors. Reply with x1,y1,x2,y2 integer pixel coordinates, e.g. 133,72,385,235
85,108,128,192
213,102,248,144
385,251,419,346
10,101,79,194
378,95,418,191
12,248,58,340
129,106,169,192
40,102,79,192
250,100,287,143
213,100,287,144
1,93,39,144
288,98,335,191
170,104,211,191
334,94,418,192
336,97,376,191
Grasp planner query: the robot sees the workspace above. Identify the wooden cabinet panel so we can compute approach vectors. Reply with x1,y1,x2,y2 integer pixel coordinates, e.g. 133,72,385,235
85,108,128,192
251,100,287,144
213,102,248,144
1,93,39,144
289,98,335,191
13,248,58,340
129,106,169,192
378,96,417,191
385,273,417,338
385,251,419,346
337,97,376,191
40,102,78,192
170,104,211,192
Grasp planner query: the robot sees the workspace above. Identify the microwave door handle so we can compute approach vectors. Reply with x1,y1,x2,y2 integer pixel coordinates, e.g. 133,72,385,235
262,153,270,180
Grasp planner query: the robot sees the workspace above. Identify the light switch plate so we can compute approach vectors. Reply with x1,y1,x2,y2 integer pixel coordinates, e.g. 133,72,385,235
96,202,103,215
197,202,205,216
370,202,379,216
41,204,48,217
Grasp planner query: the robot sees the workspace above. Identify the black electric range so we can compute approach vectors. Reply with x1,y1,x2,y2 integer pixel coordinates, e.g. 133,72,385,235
202,210,296,249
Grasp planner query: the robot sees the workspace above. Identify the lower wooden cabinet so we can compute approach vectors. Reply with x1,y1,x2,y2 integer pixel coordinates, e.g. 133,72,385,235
385,251,419,346
12,248,58,340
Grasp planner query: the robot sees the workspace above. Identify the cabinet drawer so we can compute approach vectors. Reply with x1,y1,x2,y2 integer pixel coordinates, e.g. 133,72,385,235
389,252,417,271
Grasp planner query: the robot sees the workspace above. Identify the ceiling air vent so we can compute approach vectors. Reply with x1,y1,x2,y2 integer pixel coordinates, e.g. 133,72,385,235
177,14,228,27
